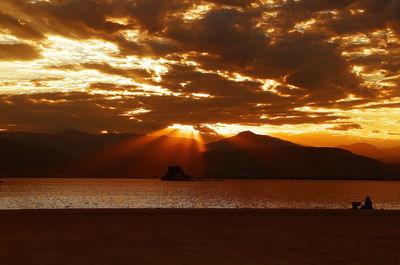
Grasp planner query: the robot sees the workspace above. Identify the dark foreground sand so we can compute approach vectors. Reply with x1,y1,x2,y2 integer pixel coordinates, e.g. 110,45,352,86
1,209,400,265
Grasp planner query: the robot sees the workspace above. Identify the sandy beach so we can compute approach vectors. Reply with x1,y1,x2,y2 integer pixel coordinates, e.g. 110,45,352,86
0,209,399,265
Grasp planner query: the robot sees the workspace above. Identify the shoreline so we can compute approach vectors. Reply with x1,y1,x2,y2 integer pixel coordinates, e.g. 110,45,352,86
1,176,399,181
1,207,400,213
1,208,400,265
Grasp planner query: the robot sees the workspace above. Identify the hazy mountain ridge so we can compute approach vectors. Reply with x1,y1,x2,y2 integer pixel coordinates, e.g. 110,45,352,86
0,129,140,156
336,143,400,164
203,146,388,180
0,130,398,179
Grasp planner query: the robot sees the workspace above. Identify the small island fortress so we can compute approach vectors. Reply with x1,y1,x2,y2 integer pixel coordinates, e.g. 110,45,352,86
162,166,191,181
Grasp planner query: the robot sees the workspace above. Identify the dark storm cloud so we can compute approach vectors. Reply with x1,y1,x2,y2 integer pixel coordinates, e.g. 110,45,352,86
208,0,254,8
112,35,179,57
126,0,193,33
163,6,366,104
0,12,43,40
166,7,269,66
267,34,362,94
1,0,193,38
81,63,152,79
0,89,343,133
154,64,267,97
271,0,400,35
0,92,144,133
0,43,41,61
324,0,400,35
1,0,400,134
1,0,124,39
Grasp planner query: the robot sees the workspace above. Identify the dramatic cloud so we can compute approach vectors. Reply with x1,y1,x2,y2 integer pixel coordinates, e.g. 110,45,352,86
329,122,363,131
0,43,41,61
0,0,400,144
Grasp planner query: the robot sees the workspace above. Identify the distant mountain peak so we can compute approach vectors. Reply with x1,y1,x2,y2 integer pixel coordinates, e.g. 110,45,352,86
335,142,386,161
207,131,297,151
56,128,90,136
336,142,381,152
237,130,256,136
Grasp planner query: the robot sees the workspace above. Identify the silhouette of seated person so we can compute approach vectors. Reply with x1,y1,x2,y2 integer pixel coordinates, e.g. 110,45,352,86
360,196,373,210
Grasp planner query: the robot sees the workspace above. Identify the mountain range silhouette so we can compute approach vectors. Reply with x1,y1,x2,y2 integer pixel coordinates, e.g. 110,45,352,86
0,129,398,179
336,143,400,164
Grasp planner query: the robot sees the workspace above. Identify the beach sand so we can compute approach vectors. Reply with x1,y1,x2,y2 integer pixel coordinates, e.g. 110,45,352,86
0,209,399,265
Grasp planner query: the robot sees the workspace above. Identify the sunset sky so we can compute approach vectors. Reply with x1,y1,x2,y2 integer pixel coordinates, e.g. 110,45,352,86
1,0,400,146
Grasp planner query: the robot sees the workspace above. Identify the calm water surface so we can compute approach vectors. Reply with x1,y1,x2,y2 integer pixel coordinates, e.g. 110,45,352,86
0,178,399,210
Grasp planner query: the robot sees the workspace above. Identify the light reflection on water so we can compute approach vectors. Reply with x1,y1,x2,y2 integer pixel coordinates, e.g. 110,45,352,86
0,178,399,210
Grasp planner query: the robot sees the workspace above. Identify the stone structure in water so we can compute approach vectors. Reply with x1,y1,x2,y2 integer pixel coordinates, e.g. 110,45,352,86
162,166,191,181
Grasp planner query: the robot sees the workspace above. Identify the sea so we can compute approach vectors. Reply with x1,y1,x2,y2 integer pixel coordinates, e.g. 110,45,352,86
0,178,399,210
